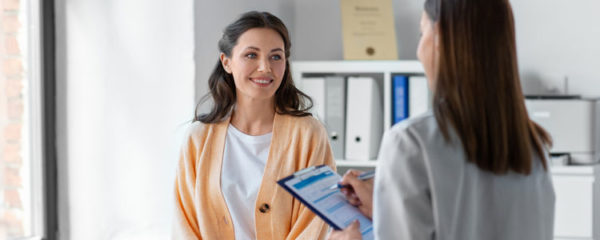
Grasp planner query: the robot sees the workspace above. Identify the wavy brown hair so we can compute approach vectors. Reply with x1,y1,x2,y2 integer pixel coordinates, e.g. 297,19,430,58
425,0,552,174
194,11,312,123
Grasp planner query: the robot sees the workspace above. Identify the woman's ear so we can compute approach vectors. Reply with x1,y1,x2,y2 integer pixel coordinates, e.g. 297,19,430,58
220,53,231,74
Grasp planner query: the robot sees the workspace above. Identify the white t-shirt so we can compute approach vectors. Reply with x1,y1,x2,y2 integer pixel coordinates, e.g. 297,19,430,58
221,124,272,240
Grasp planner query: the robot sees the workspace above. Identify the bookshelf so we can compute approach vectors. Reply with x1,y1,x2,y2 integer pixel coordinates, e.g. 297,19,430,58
291,60,426,172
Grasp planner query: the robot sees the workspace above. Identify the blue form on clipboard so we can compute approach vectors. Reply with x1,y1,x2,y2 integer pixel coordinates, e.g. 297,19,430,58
277,165,374,240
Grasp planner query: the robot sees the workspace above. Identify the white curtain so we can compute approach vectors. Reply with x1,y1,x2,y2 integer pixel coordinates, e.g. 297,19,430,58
56,0,194,239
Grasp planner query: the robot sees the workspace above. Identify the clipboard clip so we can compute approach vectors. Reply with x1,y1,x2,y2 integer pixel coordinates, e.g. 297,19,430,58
293,166,317,178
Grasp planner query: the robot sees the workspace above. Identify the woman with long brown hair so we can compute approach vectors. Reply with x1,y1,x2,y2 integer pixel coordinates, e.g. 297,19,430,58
173,11,334,239
329,0,554,239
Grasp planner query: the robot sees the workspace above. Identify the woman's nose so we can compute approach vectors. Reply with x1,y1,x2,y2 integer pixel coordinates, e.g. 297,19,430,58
257,57,271,73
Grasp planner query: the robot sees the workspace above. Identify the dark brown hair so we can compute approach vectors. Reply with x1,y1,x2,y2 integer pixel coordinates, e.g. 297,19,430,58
424,0,552,174
194,11,312,123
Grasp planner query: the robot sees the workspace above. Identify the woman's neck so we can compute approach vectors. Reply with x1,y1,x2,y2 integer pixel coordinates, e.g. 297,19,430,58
230,97,275,136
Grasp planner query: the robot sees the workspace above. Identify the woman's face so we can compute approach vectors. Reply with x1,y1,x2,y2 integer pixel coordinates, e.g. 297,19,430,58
417,11,438,90
221,28,286,102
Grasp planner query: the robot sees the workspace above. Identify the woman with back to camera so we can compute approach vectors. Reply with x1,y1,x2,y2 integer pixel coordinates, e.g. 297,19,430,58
173,11,334,239
329,0,555,239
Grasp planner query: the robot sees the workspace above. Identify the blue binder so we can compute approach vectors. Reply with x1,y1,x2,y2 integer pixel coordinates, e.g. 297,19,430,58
392,75,409,124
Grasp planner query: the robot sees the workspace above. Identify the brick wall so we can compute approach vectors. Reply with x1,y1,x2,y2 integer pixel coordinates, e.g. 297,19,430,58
1,0,24,238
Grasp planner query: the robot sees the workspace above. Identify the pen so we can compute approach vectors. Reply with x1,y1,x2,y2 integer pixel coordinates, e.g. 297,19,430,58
329,170,375,190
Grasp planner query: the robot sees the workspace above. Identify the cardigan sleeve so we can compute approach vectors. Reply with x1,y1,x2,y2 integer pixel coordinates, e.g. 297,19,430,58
285,120,336,240
172,127,203,240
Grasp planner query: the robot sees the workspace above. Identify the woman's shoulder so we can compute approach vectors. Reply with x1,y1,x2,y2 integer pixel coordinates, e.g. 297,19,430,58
183,120,222,142
185,121,206,136
388,112,438,137
383,111,451,150
278,113,324,129
276,114,328,138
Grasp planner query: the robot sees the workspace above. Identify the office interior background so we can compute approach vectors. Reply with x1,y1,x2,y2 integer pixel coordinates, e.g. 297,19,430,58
0,0,599,239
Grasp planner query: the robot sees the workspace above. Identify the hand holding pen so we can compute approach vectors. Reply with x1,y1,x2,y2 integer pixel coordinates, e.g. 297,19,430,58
337,169,375,219
330,170,375,189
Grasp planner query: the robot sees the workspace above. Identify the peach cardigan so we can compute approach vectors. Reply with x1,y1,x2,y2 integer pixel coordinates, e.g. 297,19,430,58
173,113,335,239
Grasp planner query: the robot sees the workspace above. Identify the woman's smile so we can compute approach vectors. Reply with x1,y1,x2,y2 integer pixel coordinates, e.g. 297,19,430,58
250,76,274,87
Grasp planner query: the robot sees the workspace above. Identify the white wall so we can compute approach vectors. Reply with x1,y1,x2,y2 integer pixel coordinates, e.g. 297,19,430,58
291,0,343,60
511,0,600,97
288,0,600,97
55,0,194,239
292,0,425,60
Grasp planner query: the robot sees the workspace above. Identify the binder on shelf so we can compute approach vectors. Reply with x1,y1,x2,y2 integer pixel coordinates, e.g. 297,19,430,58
345,77,383,161
392,75,409,124
325,76,347,160
301,77,326,122
408,76,431,117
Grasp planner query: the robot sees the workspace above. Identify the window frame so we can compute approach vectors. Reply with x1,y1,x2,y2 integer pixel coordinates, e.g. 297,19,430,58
26,0,45,237
40,0,58,239
6,0,56,239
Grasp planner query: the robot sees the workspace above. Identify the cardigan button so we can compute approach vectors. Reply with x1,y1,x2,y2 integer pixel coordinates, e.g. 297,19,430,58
259,203,270,213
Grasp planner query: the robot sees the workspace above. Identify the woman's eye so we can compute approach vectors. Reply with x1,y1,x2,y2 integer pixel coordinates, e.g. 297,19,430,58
271,55,282,60
246,53,257,59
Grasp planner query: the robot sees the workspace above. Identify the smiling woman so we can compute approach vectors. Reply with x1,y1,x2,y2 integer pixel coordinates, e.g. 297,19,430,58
173,11,335,240
195,11,313,124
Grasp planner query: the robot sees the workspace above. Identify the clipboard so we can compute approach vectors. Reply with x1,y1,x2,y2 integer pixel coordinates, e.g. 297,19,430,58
277,165,374,240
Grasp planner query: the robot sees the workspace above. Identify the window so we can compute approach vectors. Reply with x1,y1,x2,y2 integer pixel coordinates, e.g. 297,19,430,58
1,0,49,239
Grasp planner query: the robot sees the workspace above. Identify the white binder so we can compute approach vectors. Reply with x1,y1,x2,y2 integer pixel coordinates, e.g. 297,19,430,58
301,77,326,122
345,77,383,160
408,76,431,117
325,76,346,159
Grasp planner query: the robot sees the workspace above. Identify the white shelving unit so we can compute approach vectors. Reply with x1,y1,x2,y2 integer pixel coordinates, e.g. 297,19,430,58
551,165,600,240
292,60,425,133
291,60,425,168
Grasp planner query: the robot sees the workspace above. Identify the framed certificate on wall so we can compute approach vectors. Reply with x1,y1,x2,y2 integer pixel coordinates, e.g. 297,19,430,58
340,0,398,60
